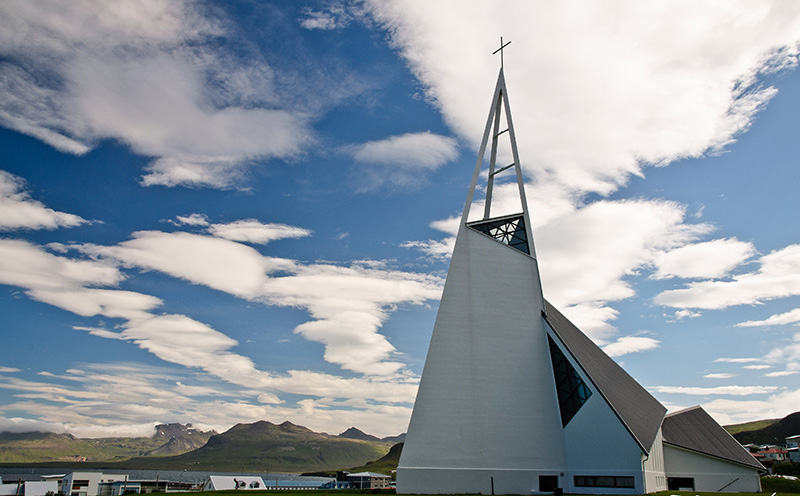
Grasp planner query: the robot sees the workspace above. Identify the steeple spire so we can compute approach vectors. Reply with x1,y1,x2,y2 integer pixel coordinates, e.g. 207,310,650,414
461,57,536,258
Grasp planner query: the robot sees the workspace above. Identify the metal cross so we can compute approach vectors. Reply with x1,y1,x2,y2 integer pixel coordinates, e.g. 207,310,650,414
492,37,511,68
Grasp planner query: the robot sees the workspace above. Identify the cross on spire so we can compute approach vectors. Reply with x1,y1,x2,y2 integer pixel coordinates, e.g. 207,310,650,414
492,36,511,68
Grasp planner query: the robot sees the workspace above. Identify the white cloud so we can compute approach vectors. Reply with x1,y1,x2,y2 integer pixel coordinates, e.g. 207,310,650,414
0,170,88,231
743,364,772,370
714,357,760,363
673,309,702,320
765,370,799,377
365,0,800,197
536,199,710,341
0,363,416,438
602,336,660,357
736,307,800,327
81,231,294,298
174,213,210,226
651,238,756,280
77,227,443,376
348,132,459,190
262,263,442,375
208,220,312,245
0,1,320,189
0,416,68,434
351,132,458,168
651,385,779,396
704,373,735,379
763,331,800,373
0,366,21,373
655,244,800,309
701,386,800,425
299,5,359,30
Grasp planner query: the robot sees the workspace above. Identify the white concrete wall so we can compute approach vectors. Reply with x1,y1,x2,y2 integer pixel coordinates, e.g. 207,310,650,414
663,444,761,493
23,481,58,496
398,227,567,494
550,329,650,494
642,430,667,493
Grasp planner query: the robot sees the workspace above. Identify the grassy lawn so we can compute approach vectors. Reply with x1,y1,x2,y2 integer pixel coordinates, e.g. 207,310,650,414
136,476,800,496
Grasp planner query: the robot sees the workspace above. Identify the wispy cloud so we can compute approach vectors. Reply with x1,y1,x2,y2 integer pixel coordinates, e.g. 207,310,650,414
0,1,355,189
714,357,760,364
207,220,312,245
652,385,779,396
346,132,459,190
0,170,88,231
704,373,735,379
366,0,800,197
603,336,660,357
736,308,800,327
651,238,756,280
655,244,800,309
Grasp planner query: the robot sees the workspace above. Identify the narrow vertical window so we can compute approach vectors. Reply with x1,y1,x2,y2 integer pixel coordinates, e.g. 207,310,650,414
548,336,592,426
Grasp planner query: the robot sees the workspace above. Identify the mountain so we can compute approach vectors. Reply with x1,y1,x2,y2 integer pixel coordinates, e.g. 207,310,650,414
381,433,406,444
0,421,397,473
348,442,403,477
338,427,381,442
149,423,215,455
0,423,214,464
730,412,800,445
112,420,391,473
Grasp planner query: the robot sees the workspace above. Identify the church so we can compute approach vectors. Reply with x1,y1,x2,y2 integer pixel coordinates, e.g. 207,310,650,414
396,64,764,495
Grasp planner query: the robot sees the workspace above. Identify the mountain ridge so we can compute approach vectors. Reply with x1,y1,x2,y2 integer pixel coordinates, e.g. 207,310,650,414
0,421,405,473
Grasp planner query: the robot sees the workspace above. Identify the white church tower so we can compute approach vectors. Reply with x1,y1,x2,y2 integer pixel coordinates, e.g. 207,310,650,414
397,50,763,495
397,56,670,494
397,63,570,494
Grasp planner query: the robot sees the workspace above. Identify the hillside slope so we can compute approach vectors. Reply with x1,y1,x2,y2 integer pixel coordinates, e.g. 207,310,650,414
112,421,392,473
0,423,213,463
731,412,800,445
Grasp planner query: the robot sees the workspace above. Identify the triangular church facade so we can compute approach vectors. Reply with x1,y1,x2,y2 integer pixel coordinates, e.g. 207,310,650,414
396,66,763,495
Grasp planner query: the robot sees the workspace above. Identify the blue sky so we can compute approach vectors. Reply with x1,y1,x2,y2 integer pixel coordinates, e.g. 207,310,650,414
1,1,799,439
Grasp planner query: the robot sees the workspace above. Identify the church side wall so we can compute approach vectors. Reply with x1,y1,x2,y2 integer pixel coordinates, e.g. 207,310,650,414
642,429,667,493
398,228,568,495
550,328,648,494
663,444,761,493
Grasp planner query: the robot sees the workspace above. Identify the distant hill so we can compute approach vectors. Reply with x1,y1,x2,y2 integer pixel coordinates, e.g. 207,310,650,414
111,420,392,473
348,442,403,477
0,421,402,473
724,418,780,436
338,427,381,442
730,412,800,445
381,433,406,444
0,423,214,464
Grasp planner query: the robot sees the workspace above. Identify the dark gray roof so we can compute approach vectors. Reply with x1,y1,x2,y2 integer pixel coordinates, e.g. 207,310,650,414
662,406,765,470
543,300,667,454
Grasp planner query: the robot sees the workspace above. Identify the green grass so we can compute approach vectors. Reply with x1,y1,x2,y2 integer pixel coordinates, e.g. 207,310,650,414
131,483,800,496
724,419,780,435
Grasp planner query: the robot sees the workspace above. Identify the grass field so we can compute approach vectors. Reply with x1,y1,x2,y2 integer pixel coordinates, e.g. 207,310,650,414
117,475,800,496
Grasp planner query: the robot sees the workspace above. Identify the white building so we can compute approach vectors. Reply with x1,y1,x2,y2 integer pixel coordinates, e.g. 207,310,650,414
396,64,763,495
60,472,128,496
345,472,391,490
22,481,58,496
202,476,266,491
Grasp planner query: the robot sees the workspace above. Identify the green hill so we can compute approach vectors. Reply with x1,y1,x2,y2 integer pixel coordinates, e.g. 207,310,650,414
347,442,403,477
0,423,213,464
730,411,800,445
109,421,391,473
724,418,780,436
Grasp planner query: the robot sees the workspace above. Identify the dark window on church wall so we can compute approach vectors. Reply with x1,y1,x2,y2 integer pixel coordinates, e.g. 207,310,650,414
574,476,635,488
548,335,592,426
